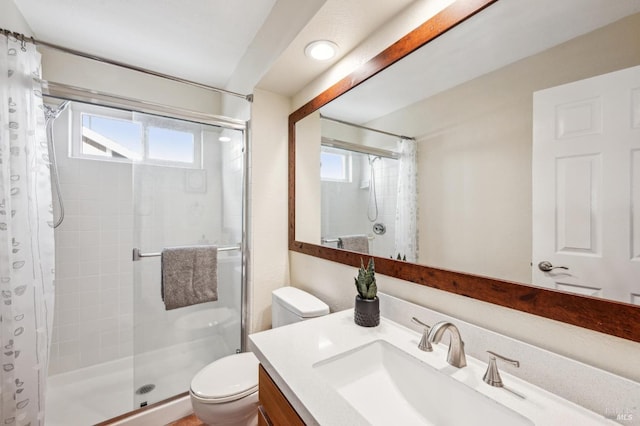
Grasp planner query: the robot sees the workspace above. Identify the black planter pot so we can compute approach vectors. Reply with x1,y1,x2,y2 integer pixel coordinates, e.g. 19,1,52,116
354,295,380,327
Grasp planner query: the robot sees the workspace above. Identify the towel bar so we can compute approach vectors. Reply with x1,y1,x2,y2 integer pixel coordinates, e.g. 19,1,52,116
321,236,374,244
132,245,240,261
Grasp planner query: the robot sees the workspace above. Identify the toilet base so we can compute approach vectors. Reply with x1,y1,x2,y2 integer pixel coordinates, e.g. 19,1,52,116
190,390,258,426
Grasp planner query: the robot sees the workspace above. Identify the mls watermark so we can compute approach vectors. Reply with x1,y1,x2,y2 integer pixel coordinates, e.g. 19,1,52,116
604,407,635,422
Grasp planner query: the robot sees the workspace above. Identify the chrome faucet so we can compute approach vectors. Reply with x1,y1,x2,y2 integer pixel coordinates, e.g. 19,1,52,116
427,321,467,368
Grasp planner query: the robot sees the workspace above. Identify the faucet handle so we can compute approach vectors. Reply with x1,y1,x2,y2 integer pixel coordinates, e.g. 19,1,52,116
411,317,432,352
483,350,520,387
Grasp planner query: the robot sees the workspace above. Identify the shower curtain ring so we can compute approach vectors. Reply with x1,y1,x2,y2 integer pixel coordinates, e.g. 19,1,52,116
20,35,27,52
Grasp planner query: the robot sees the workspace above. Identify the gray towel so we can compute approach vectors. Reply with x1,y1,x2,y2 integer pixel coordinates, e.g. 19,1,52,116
338,235,369,254
161,245,218,310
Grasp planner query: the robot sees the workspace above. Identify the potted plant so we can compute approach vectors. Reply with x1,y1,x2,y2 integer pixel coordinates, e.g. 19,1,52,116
354,258,380,327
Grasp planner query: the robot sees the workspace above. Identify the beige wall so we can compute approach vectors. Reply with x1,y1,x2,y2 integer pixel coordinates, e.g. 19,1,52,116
294,112,322,243
248,89,291,333
289,12,640,382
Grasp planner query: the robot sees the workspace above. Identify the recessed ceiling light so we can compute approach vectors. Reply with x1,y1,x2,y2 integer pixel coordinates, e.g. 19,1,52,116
219,136,231,142
304,40,338,61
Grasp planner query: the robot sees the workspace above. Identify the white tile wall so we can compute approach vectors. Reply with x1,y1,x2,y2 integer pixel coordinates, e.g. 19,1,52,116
50,147,135,373
371,158,399,258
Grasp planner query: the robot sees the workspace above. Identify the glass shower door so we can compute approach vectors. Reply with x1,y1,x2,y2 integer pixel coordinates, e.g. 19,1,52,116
131,114,244,407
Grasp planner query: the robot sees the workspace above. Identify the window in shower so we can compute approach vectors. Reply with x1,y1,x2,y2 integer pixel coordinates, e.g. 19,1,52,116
71,103,201,167
147,126,195,163
81,113,143,159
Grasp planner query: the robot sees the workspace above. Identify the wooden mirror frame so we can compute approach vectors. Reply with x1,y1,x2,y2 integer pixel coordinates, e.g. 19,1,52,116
288,0,640,343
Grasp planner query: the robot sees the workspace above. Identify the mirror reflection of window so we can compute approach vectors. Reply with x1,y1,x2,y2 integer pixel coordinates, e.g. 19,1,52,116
320,147,352,182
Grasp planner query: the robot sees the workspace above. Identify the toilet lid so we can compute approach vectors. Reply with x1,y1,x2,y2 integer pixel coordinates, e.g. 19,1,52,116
272,287,330,318
191,352,259,402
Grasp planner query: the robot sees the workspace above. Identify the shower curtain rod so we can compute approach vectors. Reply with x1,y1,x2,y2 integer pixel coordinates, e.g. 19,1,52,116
322,137,399,160
320,114,415,141
0,27,252,102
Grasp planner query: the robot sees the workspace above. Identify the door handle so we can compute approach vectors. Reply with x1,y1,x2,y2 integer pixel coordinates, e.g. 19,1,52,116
538,261,569,272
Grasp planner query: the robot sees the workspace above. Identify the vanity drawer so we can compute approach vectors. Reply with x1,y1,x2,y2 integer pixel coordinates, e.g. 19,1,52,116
258,365,305,426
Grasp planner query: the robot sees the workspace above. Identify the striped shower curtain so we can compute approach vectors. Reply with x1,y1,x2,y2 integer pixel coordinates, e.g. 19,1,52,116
0,33,55,425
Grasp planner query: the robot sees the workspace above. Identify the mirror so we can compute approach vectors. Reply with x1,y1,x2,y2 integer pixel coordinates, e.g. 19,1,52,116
290,0,640,342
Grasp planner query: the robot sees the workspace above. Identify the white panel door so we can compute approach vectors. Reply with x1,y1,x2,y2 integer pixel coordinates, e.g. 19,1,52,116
532,65,640,304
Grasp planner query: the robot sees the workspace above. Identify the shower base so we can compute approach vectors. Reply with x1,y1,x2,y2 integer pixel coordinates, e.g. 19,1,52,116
46,356,132,426
45,335,230,426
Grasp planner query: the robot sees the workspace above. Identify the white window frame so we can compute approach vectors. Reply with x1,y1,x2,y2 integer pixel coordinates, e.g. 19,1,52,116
320,146,352,183
70,103,203,168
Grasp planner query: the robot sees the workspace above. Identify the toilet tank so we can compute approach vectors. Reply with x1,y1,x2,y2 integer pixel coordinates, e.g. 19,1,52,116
271,287,329,328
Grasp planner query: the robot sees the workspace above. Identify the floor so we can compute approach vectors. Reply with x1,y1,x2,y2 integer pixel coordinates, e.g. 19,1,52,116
169,414,204,426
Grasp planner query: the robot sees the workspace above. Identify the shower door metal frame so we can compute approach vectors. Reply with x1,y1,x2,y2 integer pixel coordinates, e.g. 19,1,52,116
43,82,246,130
241,120,251,352
43,83,250,352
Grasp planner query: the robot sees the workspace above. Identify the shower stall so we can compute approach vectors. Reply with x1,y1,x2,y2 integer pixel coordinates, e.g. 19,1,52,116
43,98,246,425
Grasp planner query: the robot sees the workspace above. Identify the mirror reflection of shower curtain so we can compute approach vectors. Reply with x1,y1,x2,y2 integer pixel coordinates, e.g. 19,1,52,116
367,156,379,222
395,139,418,262
0,33,55,425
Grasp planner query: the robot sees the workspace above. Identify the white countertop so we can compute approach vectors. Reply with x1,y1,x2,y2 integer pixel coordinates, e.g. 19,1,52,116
249,309,616,425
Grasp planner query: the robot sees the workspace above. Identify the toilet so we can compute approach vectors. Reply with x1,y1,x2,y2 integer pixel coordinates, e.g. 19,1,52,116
189,287,329,425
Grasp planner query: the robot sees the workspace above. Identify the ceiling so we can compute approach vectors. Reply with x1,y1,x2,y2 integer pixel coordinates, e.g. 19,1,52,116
13,0,417,97
257,0,415,97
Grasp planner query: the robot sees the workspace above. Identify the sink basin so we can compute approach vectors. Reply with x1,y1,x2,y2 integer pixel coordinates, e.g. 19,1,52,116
313,340,534,426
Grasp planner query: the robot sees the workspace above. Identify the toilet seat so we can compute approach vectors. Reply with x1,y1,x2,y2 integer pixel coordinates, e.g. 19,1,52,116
190,352,259,404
